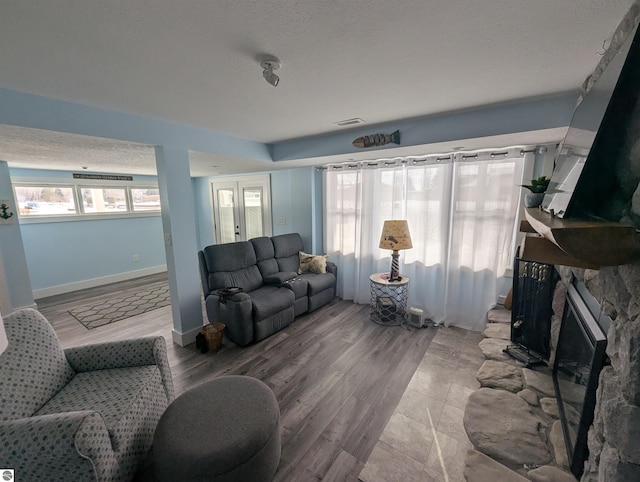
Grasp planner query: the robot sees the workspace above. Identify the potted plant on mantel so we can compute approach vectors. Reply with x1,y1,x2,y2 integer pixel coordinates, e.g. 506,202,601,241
521,176,550,208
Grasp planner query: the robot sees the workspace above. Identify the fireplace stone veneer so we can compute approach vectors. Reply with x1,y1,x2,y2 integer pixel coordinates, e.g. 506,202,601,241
465,258,640,482
565,267,640,482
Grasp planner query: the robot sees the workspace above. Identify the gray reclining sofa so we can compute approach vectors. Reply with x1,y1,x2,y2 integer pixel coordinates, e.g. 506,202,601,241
198,233,337,346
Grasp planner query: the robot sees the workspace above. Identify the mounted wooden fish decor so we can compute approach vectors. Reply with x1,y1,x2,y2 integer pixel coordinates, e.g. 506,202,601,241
352,130,400,148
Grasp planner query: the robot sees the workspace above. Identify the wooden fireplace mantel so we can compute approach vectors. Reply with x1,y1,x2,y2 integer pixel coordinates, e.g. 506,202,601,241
521,207,640,268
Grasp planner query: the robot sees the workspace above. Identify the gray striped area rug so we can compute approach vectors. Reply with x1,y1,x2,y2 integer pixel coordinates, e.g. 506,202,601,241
69,283,171,329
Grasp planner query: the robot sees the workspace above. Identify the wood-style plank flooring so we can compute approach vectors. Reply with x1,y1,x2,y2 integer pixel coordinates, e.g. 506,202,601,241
36,274,441,481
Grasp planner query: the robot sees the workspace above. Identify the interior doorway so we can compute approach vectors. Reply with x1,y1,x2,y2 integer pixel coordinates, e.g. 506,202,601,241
211,174,272,244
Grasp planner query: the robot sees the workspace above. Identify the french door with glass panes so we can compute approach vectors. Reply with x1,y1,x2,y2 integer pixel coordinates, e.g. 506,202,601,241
211,175,272,244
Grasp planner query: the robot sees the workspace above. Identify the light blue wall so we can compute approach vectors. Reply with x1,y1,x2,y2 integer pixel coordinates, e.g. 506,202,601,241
21,216,165,291
0,161,34,309
193,177,214,249
270,168,315,251
10,168,166,294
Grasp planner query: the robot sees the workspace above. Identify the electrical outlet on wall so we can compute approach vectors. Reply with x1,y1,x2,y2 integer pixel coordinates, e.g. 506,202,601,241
277,217,286,225
133,254,139,262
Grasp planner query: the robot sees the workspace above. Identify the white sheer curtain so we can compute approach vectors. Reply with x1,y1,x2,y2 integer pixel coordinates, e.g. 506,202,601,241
324,148,531,331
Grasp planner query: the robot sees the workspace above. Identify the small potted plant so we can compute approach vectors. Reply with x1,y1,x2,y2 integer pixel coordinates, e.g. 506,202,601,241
521,176,550,208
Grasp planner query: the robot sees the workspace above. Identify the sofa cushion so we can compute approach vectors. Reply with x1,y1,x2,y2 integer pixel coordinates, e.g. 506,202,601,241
249,286,295,321
257,259,280,278
0,309,75,420
250,237,275,261
272,233,304,273
202,242,266,292
210,266,264,293
202,241,256,272
272,233,304,257
250,237,280,278
300,272,337,296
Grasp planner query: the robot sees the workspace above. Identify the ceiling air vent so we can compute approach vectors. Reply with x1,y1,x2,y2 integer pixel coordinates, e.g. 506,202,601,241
333,118,365,127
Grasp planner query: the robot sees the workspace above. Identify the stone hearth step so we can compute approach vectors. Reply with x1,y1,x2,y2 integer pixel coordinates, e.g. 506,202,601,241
464,449,529,482
477,360,523,392
518,388,539,406
468,305,581,482
487,306,512,324
539,397,560,418
483,322,511,340
527,465,577,482
463,388,550,469
478,338,512,361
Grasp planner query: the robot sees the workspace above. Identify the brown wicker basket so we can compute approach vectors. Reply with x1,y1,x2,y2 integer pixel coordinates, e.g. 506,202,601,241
202,322,225,351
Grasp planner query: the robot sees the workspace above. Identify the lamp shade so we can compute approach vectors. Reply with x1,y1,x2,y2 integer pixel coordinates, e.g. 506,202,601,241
0,313,7,355
379,220,412,250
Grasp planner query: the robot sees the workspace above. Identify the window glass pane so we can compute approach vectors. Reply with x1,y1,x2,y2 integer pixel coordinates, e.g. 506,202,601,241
243,188,263,240
217,189,236,244
131,188,161,211
81,187,127,213
15,186,76,216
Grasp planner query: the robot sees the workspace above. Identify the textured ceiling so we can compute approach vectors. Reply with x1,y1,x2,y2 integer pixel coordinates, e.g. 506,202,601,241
0,0,635,175
0,125,297,177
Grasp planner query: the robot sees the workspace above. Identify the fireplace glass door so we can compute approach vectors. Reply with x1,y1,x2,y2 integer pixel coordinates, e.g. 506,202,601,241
553,278,609,478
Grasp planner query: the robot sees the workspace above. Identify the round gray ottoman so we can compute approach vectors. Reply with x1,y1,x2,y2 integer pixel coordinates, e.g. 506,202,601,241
152,375,281,481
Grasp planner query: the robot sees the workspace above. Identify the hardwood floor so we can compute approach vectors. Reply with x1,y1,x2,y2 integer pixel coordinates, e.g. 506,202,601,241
37,276,438,481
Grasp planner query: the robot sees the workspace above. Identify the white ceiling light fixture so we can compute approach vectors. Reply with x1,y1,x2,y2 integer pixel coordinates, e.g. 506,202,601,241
258,54,281,87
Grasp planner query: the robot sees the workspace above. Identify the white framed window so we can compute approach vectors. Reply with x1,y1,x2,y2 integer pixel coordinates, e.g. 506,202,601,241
79,186,128,213
13,179,161,222
131,187,161,212
14,184,78,216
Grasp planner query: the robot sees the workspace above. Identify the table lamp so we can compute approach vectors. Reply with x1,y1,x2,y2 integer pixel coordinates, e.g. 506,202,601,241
379,220,412,281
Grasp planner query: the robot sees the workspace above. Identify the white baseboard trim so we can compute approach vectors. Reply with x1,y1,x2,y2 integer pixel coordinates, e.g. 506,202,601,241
172,326,201,347
32,265,167,300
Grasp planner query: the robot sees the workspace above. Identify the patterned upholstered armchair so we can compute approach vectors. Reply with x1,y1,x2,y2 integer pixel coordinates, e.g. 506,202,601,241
0,308,174,481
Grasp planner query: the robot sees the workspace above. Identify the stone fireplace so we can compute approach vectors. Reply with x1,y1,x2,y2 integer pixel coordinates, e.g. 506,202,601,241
563,4,640,477
563,266,640,481
462,6,640,480
463,262,640,481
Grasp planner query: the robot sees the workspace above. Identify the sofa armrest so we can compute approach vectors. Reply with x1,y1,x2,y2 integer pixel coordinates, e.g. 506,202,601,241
327,261,338,277
64,336,175,402
0,411,117,481
263,271,299,285
205,292,254,346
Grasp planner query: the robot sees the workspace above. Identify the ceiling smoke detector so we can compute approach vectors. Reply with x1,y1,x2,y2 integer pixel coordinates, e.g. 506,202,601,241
258,54,281,87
